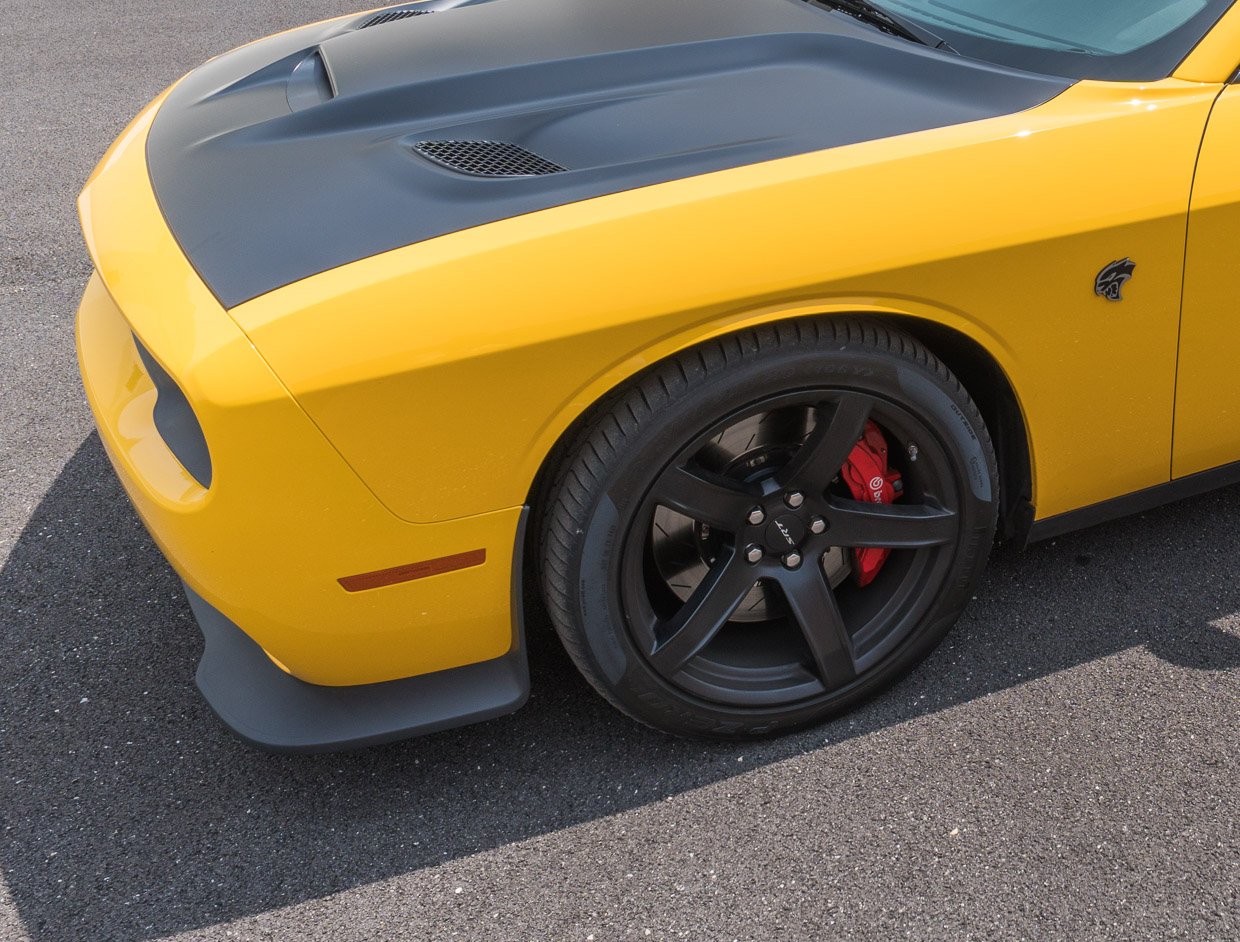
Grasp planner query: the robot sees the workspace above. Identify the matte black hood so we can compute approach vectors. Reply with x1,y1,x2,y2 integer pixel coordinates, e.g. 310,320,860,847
146,0,1068,307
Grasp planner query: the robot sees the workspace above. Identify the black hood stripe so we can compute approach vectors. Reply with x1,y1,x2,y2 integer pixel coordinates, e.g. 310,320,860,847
146,0,1068,308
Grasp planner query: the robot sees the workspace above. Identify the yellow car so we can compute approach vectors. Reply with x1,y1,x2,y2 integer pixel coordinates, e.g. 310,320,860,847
76,0,1240,750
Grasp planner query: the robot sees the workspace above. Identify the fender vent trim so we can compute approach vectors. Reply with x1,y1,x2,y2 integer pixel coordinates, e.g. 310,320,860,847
411,140,566,177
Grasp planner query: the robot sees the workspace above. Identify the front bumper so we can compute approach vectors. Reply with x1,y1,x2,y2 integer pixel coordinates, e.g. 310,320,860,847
75,92,528,749
184,541,528,753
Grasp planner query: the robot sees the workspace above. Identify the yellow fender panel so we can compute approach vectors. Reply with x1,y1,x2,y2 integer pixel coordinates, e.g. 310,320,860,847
231,79,1220,524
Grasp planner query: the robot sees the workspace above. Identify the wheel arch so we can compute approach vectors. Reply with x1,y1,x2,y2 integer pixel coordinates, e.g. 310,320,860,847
878,315,1034,541
523,309,1036,571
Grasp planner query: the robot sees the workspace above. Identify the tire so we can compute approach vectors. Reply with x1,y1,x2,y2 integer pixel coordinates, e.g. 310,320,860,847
539,317,998,739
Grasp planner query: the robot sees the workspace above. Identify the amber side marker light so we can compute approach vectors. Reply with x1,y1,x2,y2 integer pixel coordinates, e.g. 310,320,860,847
338,549,487,592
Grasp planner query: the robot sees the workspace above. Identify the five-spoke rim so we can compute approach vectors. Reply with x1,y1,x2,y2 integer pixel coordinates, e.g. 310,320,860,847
620,389,962,708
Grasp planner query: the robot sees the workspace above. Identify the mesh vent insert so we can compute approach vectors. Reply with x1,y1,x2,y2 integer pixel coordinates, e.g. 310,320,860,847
412,140,567,177
359,9,432,29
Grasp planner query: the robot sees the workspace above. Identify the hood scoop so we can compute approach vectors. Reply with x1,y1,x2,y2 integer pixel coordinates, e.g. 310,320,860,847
358,8,433,30
412,140,566,177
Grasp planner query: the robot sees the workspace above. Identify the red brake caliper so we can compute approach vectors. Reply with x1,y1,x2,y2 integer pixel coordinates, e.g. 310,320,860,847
840,421,902,587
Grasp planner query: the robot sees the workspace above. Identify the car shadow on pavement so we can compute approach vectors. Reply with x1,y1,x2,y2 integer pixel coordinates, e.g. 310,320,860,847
2,435,1237,941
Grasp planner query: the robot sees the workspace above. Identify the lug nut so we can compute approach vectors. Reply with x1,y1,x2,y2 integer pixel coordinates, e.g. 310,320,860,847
810,517,827,535
747,507,766,526
785,491,805,509
782,552,803,570
745,545,764,565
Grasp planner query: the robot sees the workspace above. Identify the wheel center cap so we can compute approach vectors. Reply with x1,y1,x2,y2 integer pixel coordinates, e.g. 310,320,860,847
765,514,806,553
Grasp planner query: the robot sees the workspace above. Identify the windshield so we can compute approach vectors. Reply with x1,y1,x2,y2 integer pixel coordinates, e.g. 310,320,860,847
869,0,1236,80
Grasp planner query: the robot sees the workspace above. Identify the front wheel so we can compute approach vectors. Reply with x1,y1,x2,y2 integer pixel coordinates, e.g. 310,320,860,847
540,318,998,738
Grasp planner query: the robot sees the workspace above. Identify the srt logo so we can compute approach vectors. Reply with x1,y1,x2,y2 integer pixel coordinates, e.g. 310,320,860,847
775,520,795,546
1095,258,1136,302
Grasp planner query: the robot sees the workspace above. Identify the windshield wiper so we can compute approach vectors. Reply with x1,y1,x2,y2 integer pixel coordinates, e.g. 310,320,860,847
811,0,957,53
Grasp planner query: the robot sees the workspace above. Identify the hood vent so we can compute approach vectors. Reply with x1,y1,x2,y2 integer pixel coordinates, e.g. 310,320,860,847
359,8,432,29
412,140,566,177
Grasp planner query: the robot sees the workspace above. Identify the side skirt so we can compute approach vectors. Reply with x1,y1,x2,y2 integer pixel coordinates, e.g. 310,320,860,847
1026,460,1240,543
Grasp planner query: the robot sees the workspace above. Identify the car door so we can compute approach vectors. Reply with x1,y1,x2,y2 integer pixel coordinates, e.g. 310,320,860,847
1174,80,1240,479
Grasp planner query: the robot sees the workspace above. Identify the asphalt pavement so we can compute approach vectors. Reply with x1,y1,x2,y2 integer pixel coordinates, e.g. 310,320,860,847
1,2,1236,940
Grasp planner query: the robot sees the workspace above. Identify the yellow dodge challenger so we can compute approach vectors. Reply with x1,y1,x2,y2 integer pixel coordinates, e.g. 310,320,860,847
76,0,1240,750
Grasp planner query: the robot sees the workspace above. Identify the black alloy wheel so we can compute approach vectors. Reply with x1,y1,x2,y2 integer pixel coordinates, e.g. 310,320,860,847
540,318,999,739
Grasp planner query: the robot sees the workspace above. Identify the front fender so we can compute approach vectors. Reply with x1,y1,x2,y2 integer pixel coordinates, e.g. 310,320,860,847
230,79,1218,525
